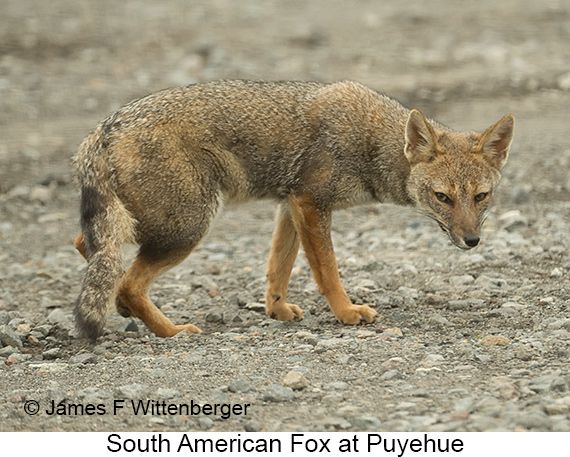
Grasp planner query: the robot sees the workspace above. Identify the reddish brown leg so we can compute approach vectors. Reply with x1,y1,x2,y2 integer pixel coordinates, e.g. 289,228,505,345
265,203,304,321
289,194,377,324
118,253,201,337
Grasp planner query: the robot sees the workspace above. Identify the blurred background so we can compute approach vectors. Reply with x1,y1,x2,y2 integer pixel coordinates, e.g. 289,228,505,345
1,0,569,207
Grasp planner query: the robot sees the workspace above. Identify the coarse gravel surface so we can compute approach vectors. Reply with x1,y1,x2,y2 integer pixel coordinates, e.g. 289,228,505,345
1,0,570,433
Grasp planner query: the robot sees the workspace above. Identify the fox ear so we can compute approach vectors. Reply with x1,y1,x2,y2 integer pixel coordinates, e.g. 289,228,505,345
404,109,441,165
476,114,515,170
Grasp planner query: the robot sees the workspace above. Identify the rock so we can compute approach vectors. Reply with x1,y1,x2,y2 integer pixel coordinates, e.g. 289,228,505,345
47,381,67,405
282,371,308,390
380,370,400,380
498,210,528,231
28,185,54,204
228,378,254,393
515,410,550,430
498,383,519,400
0,325,23,349
383,327,403,337
15,322,33,335
558,71,570,90
205,310,223,323
349,416,382,430
244,303,266,313
244,419,262,432
447,300,471,311
449,275,475,286
424,354,445,362
323,381,349,391
294,331,318,346
69,353,97,365
544,404,569,416
474,276,511,290
355,330,377,339
76,387,114,403
0,311,10,325
191,275,218,291
529,375,567,394
124,320,139,332
262,385,295,402
0,346,17,357
480,335,510,346
319,417,351,430
429,314,450,326
115,383,150,400
198,417,214,430
316,338,345,349
4,355,18,366
454,397,476,413
514,345,535,361
42,348,62,360
156,388,180,399
47,309,73,329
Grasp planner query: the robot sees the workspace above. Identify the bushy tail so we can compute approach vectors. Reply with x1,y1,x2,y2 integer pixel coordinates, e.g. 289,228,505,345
72,122,136,340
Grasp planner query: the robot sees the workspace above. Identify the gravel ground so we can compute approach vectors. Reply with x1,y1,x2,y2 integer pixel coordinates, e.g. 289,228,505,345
1,0,570,432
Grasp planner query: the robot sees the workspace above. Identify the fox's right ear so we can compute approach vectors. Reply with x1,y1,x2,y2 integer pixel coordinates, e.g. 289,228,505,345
404,109,442,166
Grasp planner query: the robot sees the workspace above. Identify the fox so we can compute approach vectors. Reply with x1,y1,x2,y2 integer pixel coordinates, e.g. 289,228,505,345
72,79,515,340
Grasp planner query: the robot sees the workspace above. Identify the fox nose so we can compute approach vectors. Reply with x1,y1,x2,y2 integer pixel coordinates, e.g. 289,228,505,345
464,234,480,248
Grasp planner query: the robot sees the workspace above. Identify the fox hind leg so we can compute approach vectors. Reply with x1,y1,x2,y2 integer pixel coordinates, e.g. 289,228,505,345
118,244,202,337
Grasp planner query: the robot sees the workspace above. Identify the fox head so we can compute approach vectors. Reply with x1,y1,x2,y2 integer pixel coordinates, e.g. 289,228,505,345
404,109,515,250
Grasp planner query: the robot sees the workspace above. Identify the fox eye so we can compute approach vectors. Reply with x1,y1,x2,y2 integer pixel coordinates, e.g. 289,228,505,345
474,192,488,203
435,192,452,205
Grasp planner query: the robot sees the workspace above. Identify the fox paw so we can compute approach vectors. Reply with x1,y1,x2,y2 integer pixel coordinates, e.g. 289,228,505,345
115,297,132,318
336,304,377,325
267,303,304,322
174,323,202,335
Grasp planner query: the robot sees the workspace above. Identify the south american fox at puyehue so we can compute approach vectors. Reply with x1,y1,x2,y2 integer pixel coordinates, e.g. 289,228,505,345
72,80,515,340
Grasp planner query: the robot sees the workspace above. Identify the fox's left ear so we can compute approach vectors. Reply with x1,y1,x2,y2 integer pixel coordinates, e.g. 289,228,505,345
476,114,515,170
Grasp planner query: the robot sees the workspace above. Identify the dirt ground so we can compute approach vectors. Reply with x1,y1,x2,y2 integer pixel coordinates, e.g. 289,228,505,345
1,0,570,433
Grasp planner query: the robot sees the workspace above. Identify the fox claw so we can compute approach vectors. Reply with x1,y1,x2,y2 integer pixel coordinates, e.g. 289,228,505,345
267,303,304,322
336,304,377,325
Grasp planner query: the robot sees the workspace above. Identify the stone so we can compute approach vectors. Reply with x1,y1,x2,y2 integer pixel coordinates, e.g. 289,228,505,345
263,385,295,402
498,383,519,400
480,335,510,346
46,382,67,405
47,309,73,329
69,353,97,364
498,210,528,231
77,387,114,403
0,346,17,357
0,325,23,349
244,420,262,432
198,417,214,430
42,348,62,360
544,404,569,416
454,397,476,413
244,303,266,313
383,327,403,337
323,381,349,391
115,383,150,400
228,378,254,393
282,371,308,390
515,410,550,430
